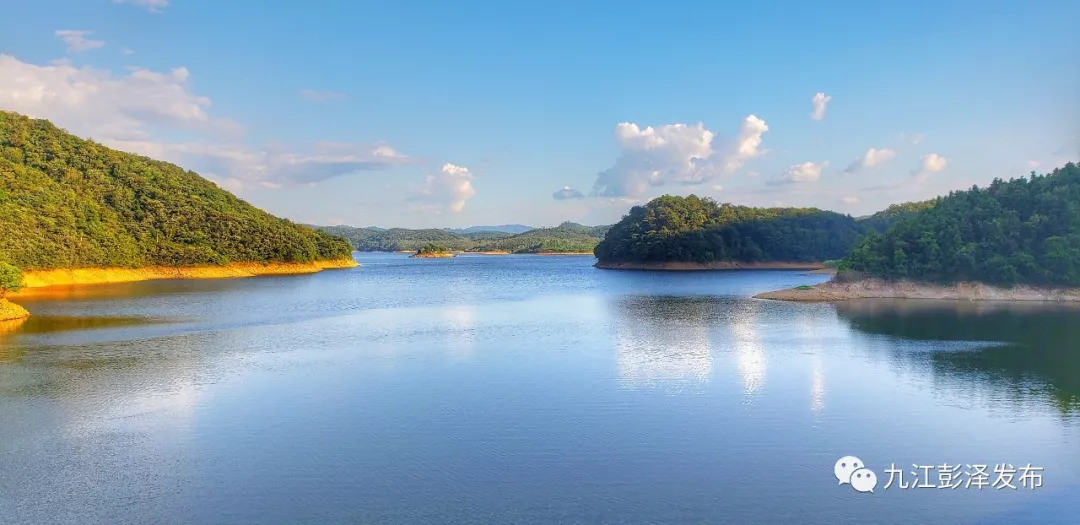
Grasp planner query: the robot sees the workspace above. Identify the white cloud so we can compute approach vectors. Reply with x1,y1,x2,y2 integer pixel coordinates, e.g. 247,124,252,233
0,54,408,189
55,30,105,53
844,148,896,173
841,196,859,204
300,89,346,102
810,92,831,121
1026,160,1041,169
413,163,477,213
113,0,170,12
591,115,769,197
771,161,828,184
553,186,585,200
913,153,947,182
121,47,135,56
711,184,724,192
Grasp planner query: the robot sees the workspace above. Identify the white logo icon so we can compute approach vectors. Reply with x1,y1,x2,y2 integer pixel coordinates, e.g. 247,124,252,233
835,456,876,493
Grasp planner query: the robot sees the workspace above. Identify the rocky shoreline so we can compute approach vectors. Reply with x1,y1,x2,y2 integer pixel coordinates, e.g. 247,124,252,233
755,278,1080,302
595,260,826,271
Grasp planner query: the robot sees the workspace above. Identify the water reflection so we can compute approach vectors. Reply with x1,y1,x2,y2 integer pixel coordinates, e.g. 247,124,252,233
609,296,714,388
730,302,767,396
837,299,1080,414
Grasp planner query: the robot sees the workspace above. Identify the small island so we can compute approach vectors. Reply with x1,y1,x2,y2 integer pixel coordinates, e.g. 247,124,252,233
592,195,864,270
757,162,1080,302
411,244,456,258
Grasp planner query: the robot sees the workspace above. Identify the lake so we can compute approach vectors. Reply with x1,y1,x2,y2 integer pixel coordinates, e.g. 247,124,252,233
1,253,1078,524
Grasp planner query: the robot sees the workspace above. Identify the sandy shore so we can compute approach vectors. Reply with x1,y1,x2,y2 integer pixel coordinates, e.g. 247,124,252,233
595,260,825,271
13,258,358,293
410,253,455,258
755,278,1080,302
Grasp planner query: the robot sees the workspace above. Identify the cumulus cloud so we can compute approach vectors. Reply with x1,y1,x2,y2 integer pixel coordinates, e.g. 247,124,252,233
113,0,170,12
122,47,135,56
844,148,896,174
913,153,947,182
841,196,859,204
591,115,769,197
771,161,828,185
0,54,408,189
413,163,477,213
300,89,346,102
55,30,105,53
811,92,831,121
553,186,585,200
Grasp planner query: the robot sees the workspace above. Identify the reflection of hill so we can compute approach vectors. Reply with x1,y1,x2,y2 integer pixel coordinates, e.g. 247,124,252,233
609,296,714,387
836,300,1080,413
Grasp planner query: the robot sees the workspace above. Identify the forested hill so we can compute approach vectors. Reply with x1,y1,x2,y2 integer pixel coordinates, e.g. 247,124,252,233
594,195,864,264
0,111,352,272
319,222,609,253
841,163,1080,286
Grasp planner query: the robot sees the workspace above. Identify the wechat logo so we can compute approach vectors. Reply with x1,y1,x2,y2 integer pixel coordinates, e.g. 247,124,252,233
835,455,877,494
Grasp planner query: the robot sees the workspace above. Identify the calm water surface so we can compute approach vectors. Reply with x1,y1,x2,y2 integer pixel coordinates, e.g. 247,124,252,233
1,254,1078,523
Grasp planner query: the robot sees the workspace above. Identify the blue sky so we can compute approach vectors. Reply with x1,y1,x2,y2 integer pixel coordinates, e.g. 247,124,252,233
2,0,1078,227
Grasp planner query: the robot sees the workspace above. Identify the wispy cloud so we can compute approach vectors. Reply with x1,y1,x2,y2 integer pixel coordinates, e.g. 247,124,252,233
844,148,896,174
55,30,105,53
810,92,831,121
113,0,170,13
771,161,828,184
552,186,585,200
913,153,947,182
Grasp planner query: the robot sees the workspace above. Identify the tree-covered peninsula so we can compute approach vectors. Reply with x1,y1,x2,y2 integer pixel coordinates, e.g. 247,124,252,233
840,163,1080,287
593,195,864,269
0,111,354,298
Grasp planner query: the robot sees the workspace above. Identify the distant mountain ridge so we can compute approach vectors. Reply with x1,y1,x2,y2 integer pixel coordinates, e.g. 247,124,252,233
318,221,607,253
448,224,533,234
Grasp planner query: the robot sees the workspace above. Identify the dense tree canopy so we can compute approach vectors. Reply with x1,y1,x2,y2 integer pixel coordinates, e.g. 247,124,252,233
0,111,352,274
0,261,21,296
320,222,608,254
594,195,865,263
841,163,1080,286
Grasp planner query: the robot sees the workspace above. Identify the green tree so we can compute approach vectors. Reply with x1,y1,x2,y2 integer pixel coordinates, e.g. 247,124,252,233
0,261,22,297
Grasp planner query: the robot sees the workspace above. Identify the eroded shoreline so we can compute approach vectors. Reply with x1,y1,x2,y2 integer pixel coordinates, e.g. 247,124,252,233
13,258,359,294
755,278,1080,302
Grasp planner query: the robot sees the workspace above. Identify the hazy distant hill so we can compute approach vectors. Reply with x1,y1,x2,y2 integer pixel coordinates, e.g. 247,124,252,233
319,222,607,253
0,111,352,272
449,224,534,234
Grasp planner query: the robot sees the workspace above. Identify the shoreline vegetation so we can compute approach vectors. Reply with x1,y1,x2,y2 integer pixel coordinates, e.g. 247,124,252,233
595,261,824,271
0,112,362,319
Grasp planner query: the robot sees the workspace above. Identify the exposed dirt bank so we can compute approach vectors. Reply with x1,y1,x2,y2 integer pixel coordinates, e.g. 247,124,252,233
410,253,455,258
755,278,1080,302
595,260,826,271
14,259,358,292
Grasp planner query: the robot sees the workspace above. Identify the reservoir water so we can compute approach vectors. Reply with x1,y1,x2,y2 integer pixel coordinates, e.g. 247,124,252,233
1,253,1077,523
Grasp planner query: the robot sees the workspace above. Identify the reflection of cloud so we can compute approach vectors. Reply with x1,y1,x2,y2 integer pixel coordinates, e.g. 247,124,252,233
442,304,476,361
810,355,825,413
610,297,714,388
731,304,766,395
